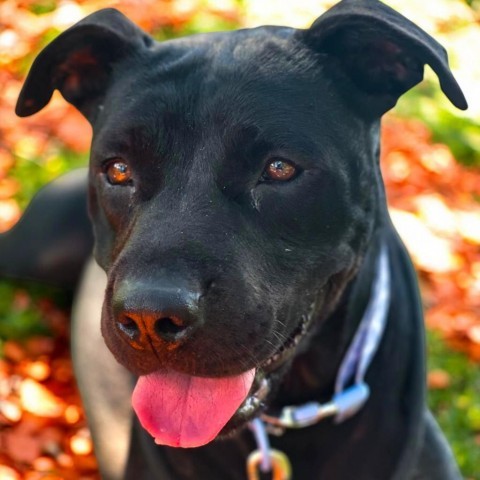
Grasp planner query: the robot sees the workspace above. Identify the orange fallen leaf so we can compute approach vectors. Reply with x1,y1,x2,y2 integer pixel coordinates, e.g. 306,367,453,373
64,404,81,424
56,452,74,469
32,456,56,472
23,473,64,480
19,379,65,418
0,465,21,480
2,341,26,363
428,369,451,390
20,360,51,381
0,399,22,422
25,337,55,356
70,428,93,456
51,359,73,383
468,325,480,344
0,178,19,199
0,358,10,376
0,148,14,173
390,209,461,273
4,426,42,464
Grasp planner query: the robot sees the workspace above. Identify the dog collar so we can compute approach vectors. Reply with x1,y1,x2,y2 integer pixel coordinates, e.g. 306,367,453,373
262,243,391,428
248,244,391,475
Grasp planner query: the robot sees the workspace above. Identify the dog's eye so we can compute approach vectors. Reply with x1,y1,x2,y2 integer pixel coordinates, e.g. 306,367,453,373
105,160,132,186
263,158,297,182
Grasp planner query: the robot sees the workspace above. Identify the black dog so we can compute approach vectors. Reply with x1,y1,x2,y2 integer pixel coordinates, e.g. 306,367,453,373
1,0,468,478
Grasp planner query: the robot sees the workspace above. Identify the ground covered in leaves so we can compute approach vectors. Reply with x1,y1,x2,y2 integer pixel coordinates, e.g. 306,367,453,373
0,300,99,480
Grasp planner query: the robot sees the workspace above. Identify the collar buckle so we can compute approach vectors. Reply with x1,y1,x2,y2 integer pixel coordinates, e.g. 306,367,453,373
261,382,370,431
262,401,338,430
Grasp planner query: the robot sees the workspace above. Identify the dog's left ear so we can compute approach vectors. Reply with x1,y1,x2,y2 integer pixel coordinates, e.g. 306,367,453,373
16,8,152,121
297,0,467,114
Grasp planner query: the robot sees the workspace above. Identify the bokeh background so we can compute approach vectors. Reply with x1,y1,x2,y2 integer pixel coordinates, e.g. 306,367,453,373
0,1,479,478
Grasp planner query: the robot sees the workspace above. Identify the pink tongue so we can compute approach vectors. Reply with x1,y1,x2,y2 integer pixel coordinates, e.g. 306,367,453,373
132,368,256,448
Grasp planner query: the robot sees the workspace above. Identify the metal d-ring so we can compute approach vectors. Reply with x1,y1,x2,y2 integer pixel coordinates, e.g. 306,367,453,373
247,448,292,480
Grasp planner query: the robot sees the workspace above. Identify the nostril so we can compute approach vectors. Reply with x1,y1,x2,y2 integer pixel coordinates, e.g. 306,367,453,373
154,316,187,340
117,316,140,340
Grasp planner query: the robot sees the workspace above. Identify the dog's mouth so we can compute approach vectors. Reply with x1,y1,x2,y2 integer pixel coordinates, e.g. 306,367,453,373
132,312,313,448
222,311,313,432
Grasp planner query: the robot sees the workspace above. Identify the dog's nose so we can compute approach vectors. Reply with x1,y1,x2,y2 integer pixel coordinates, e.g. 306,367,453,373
112,280,202,350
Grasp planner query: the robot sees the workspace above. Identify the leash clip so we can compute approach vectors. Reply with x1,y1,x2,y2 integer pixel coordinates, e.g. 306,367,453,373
260,382,370,429
248,419,292,480
333,382,370,423
262,401,338,429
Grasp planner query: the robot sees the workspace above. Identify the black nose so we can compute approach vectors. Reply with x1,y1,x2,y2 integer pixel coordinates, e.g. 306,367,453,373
112,280,202,350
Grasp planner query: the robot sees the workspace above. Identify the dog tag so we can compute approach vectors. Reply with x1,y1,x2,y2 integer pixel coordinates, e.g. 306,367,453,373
247,448,292,480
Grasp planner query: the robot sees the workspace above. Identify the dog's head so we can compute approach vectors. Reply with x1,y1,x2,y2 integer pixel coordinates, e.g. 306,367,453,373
17,0,466,448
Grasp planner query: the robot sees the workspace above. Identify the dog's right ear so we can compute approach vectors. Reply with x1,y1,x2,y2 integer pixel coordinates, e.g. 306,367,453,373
297,0,467,115
16,9,152,122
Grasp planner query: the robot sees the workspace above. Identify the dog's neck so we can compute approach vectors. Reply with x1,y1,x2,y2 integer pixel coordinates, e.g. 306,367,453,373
273,225,389,408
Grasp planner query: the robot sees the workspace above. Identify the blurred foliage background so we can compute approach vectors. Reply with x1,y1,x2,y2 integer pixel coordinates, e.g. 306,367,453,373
0,0,479,478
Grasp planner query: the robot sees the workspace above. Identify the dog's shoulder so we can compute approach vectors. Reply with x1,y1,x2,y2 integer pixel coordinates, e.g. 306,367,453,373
410,410,462,480
0,168,92,287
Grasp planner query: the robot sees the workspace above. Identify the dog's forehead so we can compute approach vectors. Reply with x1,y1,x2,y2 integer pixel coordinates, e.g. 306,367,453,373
99,27,342,125
94,26,356,156
150,26,302,80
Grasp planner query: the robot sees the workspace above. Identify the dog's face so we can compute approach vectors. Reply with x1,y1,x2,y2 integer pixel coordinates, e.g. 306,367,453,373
89,27,379,437
16,0,466,448
90,25,378,370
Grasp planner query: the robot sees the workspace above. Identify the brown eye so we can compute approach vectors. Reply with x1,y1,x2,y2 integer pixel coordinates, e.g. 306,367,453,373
264,158,297,182
105,160,131,185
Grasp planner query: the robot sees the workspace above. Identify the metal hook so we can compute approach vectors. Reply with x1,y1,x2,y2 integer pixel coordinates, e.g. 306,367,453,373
247,449,292,480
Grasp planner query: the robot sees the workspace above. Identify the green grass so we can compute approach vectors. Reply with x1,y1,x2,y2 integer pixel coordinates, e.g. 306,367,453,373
0,282,47,340
11,149,88,210
0,281,69,342
427,330,480,479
